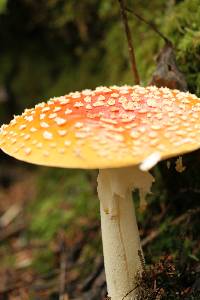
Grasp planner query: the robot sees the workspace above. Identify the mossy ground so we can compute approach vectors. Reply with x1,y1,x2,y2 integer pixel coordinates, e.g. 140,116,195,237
0,152,199,299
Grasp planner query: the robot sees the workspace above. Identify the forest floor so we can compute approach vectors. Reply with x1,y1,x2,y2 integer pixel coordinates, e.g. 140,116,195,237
0,153,199,300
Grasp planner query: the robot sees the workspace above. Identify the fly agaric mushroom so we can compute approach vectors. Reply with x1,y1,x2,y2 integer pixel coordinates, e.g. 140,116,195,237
1,85,200,300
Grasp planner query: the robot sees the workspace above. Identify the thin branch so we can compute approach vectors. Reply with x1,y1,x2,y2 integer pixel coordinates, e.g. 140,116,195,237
125,6,171,44
118,0,140,85
59,233,69,300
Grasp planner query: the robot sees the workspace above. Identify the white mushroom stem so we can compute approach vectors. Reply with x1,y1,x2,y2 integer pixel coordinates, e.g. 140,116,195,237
97,166,154,300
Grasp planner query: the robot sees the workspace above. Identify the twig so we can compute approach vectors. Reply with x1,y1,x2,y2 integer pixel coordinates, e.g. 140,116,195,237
59,233,69,300
0,204,22,228
118,0,140,84
122,284,138,300
125,6,171,44
0,221,25,242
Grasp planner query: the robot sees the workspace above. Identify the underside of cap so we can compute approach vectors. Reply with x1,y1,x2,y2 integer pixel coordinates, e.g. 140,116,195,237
1,85,200,169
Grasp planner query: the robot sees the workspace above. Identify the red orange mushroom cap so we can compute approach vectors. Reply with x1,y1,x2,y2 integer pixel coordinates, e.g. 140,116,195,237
0,85,200,169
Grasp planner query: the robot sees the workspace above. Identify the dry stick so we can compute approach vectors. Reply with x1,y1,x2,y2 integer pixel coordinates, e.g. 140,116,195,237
0,204,22,228
118,0,140,84
59,236,69,300
0,221,26,242
125,6,171,44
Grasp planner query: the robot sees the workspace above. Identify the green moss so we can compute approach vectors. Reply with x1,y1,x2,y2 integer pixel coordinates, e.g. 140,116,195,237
0,245,16,268
28,168,98,242
32,248,54,274
0,0,7,13
163,0,200,95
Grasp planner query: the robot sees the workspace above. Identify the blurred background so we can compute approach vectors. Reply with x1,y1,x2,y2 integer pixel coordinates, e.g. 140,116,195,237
0,0,200,299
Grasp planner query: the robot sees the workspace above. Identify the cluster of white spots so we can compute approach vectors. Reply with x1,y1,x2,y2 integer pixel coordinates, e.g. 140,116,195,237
43,131,53,140
82,89,93,96
24,115,33,122
83,96,92,103
49,113,57,119
64,140,71,146
59,99,70,105
74,122,93,139
55,117,66,126
74,122,83,128
24,134,30,140
120,89,129,95
120,114,135,123
65,109,72,115
36,142,43,148
138,126,146,133
53,107,61,112
59,97,70,105
121,101,134,110
100,117,118,125
47,99,54,105
82,126,91,133
86,104,92,110
93,100,105,107
43,150,49,157
1,85,200,165
19,124,27,130
10,119,17,125
24,147,32,155
92,131,128,159
75,132,87,139
150,138,159,146
70,91,81,98
107,99,115,106
98,95,106,101
40,122,49,128
40,113,46,120
95,86,111,93
35,102,45,108
110,93,119,98
110,133,124,142
42,107,50,112
118,96,128,104
30,127,37,133
138,108,148,114
146,99,157,107
150,124,161,131
192,103,200,112
165,105,173,112
130,130,140,139
58,130,67,136
148,131,158,138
